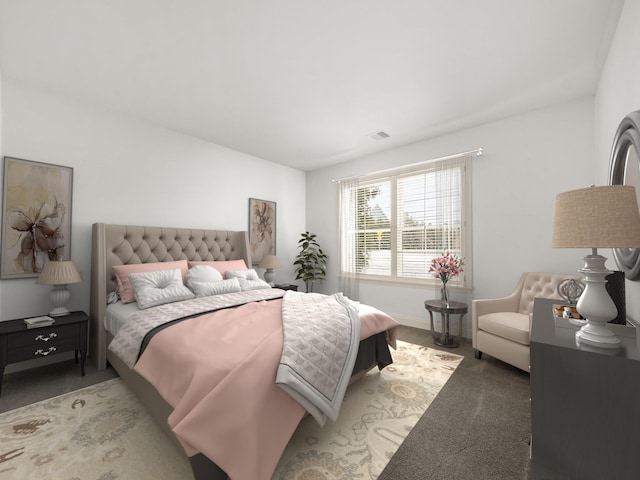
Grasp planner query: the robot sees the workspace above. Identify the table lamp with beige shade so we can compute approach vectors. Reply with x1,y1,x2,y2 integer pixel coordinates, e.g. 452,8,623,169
36,260,83,316
552,185,640,348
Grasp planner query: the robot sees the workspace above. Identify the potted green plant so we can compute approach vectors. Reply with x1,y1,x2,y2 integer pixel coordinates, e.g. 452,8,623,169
294,231,328,292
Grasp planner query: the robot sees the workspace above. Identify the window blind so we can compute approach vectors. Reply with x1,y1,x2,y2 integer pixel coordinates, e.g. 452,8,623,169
339,153,472,287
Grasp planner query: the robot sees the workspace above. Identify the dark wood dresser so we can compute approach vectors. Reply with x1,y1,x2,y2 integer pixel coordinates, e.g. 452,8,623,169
0,311,88,395
530,298,640,479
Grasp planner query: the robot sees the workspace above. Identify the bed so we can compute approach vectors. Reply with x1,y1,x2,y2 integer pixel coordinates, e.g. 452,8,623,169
89,223,398,480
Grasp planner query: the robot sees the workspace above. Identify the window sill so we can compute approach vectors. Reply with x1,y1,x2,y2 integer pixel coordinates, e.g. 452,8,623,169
338,274,472,292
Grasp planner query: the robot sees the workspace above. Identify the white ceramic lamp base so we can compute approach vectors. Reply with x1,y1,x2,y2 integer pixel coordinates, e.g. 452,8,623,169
575,254,621,349
48,284,72,317
264,269,275,286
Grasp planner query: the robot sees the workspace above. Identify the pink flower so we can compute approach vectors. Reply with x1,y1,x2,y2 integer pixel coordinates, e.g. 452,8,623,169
428,251,464,284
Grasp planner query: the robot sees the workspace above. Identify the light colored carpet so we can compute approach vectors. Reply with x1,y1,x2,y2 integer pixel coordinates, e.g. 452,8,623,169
0,377,191,480
0,341,462,480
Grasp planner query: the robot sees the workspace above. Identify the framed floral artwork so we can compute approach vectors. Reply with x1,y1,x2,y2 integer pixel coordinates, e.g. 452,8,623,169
248,198,276,265
1,157,74,278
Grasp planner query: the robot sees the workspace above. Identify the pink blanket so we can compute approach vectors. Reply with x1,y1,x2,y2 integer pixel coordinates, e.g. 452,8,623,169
133,298,398,480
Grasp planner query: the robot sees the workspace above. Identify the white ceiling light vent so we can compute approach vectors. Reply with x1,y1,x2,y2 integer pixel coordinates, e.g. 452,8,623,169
367,130,391,141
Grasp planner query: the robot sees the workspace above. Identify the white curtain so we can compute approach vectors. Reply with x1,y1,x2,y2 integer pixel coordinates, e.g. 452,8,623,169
431,154,469,303
338,178,360,301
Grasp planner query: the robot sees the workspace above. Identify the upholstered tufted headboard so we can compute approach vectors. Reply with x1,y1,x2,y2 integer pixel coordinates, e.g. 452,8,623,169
89,223,252,370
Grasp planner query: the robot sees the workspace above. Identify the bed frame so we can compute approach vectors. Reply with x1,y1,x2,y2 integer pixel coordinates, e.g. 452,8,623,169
89,222,391,480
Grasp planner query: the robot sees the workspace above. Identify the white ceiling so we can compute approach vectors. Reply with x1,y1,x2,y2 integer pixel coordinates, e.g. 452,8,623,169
0,0,626,171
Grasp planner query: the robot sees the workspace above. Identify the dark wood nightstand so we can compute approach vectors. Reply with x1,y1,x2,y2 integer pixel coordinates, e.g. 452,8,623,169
0,311,88,395
274,283,299,291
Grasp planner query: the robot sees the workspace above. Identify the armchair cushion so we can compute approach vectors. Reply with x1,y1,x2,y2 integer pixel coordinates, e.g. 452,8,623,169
477,312,530,346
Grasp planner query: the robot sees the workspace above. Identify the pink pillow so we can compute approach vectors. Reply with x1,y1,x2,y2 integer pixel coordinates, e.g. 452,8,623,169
187,259,247,276
113,260,189,304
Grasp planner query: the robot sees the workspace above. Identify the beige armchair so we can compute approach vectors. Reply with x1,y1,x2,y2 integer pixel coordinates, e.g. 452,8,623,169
472,272,580,372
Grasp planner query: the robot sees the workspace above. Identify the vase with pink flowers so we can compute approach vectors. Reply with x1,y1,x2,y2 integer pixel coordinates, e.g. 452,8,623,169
429,251,464,307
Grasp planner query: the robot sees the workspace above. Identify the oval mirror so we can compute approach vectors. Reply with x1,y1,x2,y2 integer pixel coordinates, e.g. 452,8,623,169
609,110,640,280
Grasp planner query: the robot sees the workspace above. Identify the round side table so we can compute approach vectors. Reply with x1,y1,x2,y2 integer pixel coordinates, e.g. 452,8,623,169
424,299,468,348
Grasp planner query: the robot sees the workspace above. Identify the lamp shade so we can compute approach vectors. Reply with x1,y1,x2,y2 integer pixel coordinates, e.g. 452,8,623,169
552,185,640,249
258,255,281,269
36,260,83,285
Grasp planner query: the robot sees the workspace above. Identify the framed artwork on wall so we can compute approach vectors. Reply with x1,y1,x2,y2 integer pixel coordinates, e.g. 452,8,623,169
1,156,74,279
248,197,276,265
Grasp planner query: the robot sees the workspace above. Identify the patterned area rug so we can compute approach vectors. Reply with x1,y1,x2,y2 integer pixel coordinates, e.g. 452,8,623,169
273,341,463,479
0,378,191,480
0,341,462,480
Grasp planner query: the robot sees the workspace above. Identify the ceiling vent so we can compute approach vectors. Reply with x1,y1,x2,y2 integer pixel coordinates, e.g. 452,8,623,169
368,130,390,141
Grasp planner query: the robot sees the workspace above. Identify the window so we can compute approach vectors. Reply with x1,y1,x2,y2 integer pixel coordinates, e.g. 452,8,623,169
339,153,472,288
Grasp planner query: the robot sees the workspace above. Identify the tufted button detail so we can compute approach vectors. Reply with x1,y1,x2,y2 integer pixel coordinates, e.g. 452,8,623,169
518,272,582,315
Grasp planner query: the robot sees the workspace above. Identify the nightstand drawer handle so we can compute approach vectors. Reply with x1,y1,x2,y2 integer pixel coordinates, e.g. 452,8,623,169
35,333,57,342
35,347,57,356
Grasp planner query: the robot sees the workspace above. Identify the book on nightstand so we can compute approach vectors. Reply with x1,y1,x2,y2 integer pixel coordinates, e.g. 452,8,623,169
24,315,55,328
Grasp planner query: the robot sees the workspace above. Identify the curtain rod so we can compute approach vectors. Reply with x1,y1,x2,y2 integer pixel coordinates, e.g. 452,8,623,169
331,147,483,183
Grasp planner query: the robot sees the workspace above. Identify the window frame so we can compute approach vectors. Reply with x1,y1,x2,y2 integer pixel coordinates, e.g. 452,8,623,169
339,155,472,289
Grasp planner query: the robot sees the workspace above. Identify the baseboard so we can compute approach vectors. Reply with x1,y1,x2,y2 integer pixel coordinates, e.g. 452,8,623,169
390,313,471,340
391,313,429,331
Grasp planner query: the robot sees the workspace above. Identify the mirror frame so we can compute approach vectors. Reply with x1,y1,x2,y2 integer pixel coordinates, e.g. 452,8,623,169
609,109,640,280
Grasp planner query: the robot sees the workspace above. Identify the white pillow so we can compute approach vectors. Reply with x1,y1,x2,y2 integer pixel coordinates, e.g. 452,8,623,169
129,269,195,309
238,278,272,291
189,277,242,297
225,268,260,280
186,265,224,287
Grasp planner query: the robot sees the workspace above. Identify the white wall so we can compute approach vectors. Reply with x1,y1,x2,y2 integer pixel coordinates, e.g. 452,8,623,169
595,0,640,325
306,97,594,337
0,78,306,322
